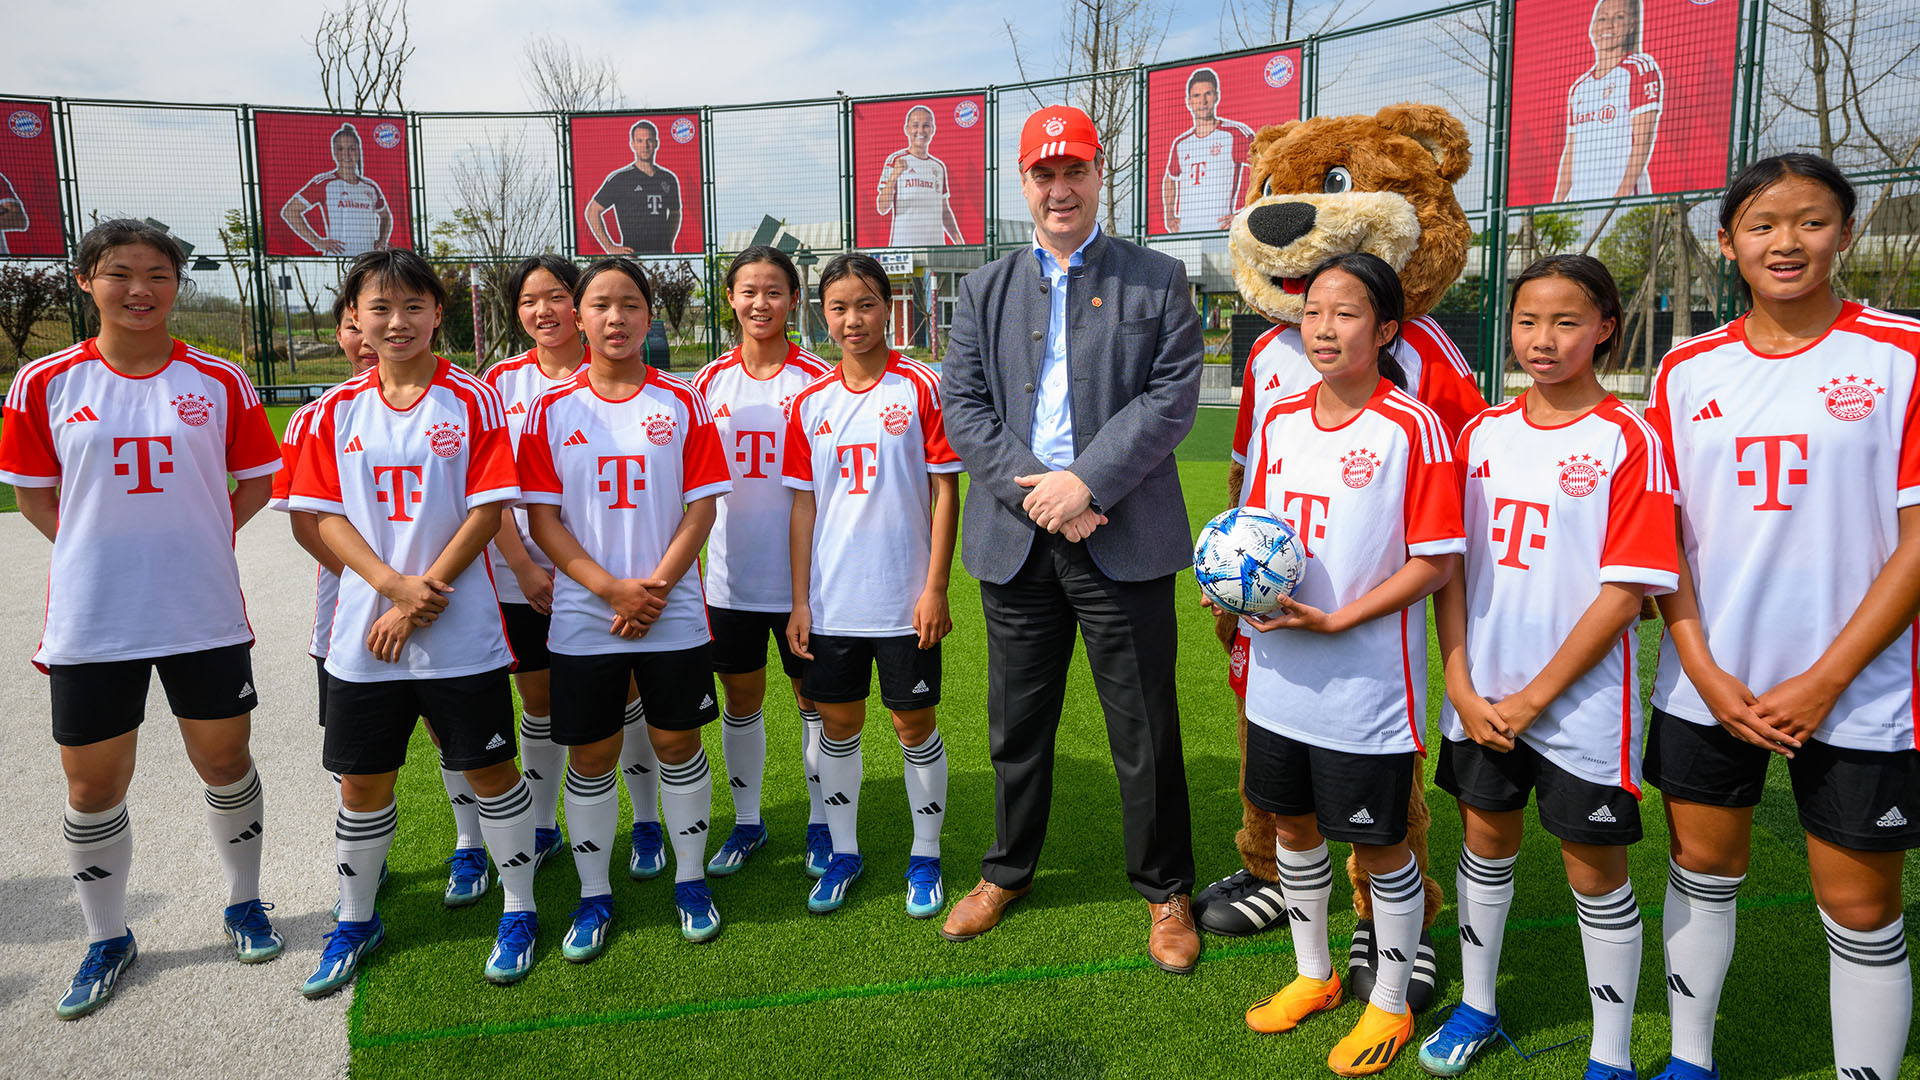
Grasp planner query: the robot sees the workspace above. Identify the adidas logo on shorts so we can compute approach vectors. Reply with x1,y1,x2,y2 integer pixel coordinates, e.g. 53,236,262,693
1876,806,1907,828
700,694,715,709
911,680,930,694
1348,807,1374,825
484,733,508,750
1589,805,1617,823
237,681,253,698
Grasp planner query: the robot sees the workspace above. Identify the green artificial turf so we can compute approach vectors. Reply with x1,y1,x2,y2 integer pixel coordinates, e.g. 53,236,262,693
341,408,1919,1079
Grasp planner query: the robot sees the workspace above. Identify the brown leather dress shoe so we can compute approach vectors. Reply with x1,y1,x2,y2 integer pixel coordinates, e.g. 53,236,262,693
1149,894,1201,974
939,879,1030,942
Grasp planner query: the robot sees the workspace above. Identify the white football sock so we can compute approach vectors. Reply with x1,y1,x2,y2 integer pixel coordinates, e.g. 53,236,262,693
334,800,396,923
439,766,483,851
564,766,619,898
1662,859,1742,1070
1368,855,1425,1015
621,703,659,825
900,729,947,858
203,763,264,906
1276,841,1334,980
1455,847,1516,1015
658,749,713,884
817,730,863,856
65,801,133,943
720,710,765,828
1822,908,1911,1080
516,713,563,831
799,708,826,825
1574,880,1642,1070
476,779,537,914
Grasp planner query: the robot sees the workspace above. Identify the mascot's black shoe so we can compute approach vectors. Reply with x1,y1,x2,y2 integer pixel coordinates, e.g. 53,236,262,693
1195,869,1289,936
1345,922,1441,1013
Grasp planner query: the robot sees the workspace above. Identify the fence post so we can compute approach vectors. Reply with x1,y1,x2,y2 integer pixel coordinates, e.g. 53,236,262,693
1478,0,1517,404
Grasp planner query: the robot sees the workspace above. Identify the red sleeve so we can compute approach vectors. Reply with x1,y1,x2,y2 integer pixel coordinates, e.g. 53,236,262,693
270,423,302,504
464,387,519,505
1418,357,1490,442
1898,350,1920,505
1631,59,1663,112
372,182,389,214
1231,356,1258,462
781,396,815,488
296,176,326,206
1404,420,1466,554
1600,418,1679,590
515,397,562,500
1452,425,1473,495
920,376,962,471
0,378,59,485
291,403,344,511
227,402,282,478
1164,135,1182,180
1644,360,1681,486
680,396,732,500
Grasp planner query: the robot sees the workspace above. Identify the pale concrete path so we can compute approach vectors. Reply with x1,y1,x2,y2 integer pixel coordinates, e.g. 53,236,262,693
0,511,350,1079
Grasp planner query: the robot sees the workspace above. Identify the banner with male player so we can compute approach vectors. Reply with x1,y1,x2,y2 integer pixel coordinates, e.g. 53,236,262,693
0,100,65,258
570,112,705,257
255,111,411,257
852,94,986,250
1146,49,1302,236
1507,0,1742,206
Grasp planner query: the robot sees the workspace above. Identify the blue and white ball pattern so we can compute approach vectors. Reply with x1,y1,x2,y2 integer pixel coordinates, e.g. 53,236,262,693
1192,506,1307,616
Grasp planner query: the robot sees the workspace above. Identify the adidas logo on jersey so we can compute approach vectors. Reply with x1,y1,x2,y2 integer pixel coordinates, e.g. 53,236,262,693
714,403,731,418
1348,807,1374,825
1691,400,1724,422
63,406,100,424
1469,461,1491,479
813,419,833,436
505,401,526,415
344,435,365,453
237,681,253,698
1876,806,1907,828
484,733,508,750
1588,804,1617,823
1263,373,1281,391
911,680,931,694
563,429,590,447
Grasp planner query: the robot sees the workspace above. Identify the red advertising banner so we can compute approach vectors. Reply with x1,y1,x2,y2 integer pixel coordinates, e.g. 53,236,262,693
571,112,704,256
0,101,64,258
1508,0,1742,207
255,111,411,257
1146,49,1302,236
852,95,986,250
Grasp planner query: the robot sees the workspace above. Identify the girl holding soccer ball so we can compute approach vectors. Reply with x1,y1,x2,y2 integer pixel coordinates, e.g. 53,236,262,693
1419,254,1676,1079
1235,252,1464,1077
1641,155,1918,1080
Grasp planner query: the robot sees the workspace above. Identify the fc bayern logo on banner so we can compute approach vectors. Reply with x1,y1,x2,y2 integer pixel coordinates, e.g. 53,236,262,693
8,110,42,139
1264,55,1295,89
671,117,696,144
373,122,401,149
953,100,980,128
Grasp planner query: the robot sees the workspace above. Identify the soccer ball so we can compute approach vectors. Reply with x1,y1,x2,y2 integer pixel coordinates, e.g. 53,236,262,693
1192,506,1307,616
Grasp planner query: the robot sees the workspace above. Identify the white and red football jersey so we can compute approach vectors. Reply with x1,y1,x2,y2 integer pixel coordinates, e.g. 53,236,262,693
1241,379,1466,753
1562,53,1661,202
1646,303,1920,752
878,150,953,247
1166,119,1256,230
694,343,832,613
482,350,579,604
517,367,731,655
270,399,338,658
290,359,519,682
782,354,964,636
0,339,280,668
1443,394,1677,792
295,171,389,255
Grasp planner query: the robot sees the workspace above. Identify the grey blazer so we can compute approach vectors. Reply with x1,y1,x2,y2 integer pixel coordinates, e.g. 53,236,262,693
942,231,1203,585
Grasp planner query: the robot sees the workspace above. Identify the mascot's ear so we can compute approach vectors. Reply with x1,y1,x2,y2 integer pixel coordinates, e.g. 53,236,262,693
1249,121,1298,166
1374,104,1472,184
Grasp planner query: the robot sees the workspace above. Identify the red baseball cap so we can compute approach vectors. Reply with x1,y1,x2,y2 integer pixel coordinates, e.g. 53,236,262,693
1018,105,1102,171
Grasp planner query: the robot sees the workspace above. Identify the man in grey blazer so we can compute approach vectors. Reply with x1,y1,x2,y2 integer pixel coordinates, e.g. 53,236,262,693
937,105,1203,973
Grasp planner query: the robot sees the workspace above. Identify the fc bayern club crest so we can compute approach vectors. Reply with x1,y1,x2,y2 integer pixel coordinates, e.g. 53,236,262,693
1819,375,1882,421
1339,448,1380,489
646,413,677,446
1229,638,1248,679
171,393,213,427
427,421,465,458
1557,453,1608,497
880,403,911,437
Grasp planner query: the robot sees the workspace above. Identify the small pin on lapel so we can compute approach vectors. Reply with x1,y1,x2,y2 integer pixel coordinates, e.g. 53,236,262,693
1091,297,1103,308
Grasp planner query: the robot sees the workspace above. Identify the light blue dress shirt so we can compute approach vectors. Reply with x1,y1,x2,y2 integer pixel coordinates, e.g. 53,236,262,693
1030,224,1102,469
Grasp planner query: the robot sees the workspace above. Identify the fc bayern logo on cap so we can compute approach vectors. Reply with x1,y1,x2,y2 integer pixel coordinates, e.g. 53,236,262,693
671,117,696,144
953,101,980,128
1044,117,1066,138
9,110,42,139
372,122,400,149
1264,55,1296,89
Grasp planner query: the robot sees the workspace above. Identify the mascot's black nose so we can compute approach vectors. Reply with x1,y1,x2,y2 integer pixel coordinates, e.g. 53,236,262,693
1246,202,1317,249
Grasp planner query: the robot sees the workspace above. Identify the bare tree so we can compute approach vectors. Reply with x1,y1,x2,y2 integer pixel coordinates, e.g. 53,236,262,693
1426,5,1495,131
522,35,628,113
313,0,413,112
644,261,701,344
0,263,70,365
1219,0,1369,49
443,128,561,362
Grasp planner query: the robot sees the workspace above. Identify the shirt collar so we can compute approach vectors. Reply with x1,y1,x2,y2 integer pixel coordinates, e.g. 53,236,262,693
1032,223,1102,275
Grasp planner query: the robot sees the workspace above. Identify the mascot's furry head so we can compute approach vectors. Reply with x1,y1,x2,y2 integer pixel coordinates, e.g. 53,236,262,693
1229,103,1472,325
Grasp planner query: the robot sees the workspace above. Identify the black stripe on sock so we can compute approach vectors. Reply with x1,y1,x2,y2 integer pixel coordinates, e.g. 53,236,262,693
204,771,262,812
1668,861,1742,905
478,782,532,821
1825,922,1910,968
659,751,711,787
1575,888,1641,932
722,711,764,728
1371,861,1424,905
819,733,861,758
901,733,945,766
519,715,551,739
565,767,619,798
63,808,130,846
1276,854,1333,890
1458,850,1516,888
335,804,398,841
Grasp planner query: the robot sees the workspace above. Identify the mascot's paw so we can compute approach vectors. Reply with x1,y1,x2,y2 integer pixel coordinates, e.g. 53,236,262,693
1346,919,1377,1005
1195,869,1289,937
1344,922,1440,1013
1409,929,1439,1013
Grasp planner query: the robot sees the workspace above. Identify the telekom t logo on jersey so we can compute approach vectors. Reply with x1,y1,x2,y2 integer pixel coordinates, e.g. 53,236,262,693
1490,498,1550,570
838,443,879,494
111,436,173,494
1735,434,1809,511
372,466,424,522
597,455,647,508
734,430,777,479
1281,491,1330,557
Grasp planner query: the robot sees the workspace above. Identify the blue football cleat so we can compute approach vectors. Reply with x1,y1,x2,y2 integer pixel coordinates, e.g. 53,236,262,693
301,917,383,999
904,855,944,919
629,821,666,880
674,881,722,943
222,899,284,963
444,847,491,907
562,895,615,963
1417,1001,1502,1076
532,826,565,871
803,823,833,879
54,931,136,1020
483,911,539,985
706,823,769,876
807,853,864,914
1650,1059,1718,1080
1583,1060,1639,1080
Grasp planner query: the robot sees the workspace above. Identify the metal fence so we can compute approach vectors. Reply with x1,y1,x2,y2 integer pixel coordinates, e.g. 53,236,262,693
0,0,1912,403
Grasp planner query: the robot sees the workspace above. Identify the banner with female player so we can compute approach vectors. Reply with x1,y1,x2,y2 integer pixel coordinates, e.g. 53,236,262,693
1146,48,1302,236
1507,0,1742,206
570,112,706,257
0,100,63,257
852,94,986,250
256,111,411,257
